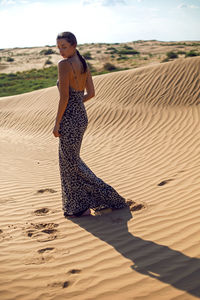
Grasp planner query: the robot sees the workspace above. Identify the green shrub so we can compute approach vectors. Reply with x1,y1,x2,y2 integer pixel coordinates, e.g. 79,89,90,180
44,58,53,65
117,56,128,60
83,51,92,59
166,51,178,59
8,73,17,76
123,45,133,50
185,50,200,57
103,63,117,71
161,58,169,63
106,47,118,55
107,47,114,50
111,50,118,54
177,50,186,55
0,65,58,97
118,49,140,55
0,63,130,96
6,57,14,62
40,49,55,55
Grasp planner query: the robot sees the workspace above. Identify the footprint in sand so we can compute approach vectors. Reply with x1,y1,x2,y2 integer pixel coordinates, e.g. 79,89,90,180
0,228,13,241
158,179,173,186
62,270,82,288
37,247,55,254
63,281,70,288
126,199,146,212
25,222,59,242
47,280,71,289
36,188,57,194
24,247,55,265
47,270,81,289
33,207,50,216
68,269,81,274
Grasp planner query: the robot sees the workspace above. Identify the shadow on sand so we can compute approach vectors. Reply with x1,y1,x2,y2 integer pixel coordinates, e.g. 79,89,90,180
70,207,200,298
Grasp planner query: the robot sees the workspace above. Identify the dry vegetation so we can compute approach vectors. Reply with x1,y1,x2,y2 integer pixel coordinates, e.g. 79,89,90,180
1,40,200,97
1,40,200,74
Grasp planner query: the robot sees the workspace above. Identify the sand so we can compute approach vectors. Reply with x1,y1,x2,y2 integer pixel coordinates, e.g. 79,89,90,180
0,56,200,300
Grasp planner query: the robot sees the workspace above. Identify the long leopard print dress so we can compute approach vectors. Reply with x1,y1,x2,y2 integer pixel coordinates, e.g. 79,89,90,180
57,61,127,217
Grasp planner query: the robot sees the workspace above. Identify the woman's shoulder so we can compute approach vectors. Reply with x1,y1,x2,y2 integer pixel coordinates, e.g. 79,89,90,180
58,59,71,71
58,58,70,65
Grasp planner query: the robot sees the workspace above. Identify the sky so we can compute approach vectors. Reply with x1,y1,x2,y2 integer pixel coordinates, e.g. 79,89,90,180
0,0,200,48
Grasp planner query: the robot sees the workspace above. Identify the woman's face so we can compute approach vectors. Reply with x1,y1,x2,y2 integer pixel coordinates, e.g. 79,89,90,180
56,38,76,58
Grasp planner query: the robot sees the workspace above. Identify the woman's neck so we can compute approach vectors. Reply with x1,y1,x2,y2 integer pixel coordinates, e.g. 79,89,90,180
68,50,77,59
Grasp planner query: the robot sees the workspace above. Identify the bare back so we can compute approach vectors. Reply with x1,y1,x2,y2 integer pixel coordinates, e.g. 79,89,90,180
58,55,95,98
68,56,88,92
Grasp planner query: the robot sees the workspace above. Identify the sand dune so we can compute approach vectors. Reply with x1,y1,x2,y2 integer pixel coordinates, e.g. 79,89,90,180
0,57,200,300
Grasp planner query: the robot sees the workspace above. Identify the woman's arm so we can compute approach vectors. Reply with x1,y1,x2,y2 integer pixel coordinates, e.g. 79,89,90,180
55,60,70,127
83,68,95,103
53,60,70,137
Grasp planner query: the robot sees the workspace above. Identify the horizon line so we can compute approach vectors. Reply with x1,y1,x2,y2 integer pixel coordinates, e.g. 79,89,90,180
1,39,200,50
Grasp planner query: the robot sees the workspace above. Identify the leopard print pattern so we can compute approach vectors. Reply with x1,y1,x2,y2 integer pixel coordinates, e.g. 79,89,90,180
57,83,127,216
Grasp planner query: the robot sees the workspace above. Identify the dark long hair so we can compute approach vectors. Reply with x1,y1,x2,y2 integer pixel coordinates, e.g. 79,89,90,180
56,31,87,73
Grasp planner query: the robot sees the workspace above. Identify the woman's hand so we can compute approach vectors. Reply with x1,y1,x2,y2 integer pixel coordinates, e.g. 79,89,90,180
53,124,61,138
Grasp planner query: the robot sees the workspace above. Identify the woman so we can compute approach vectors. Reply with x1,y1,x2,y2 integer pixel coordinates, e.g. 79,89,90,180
53,31,127,218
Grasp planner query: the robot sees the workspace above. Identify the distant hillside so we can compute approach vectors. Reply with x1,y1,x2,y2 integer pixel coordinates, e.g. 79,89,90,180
0,40,200,97
1,40,200,74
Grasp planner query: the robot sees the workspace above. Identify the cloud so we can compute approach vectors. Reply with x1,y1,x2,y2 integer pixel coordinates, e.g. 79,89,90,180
0,0,16,5
189,4,200,8
102,0,126,5
82,0,127,6
0,0,29,5
177,3,200,9
149,7,160,12
19,0,28,3
177,3,187,9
